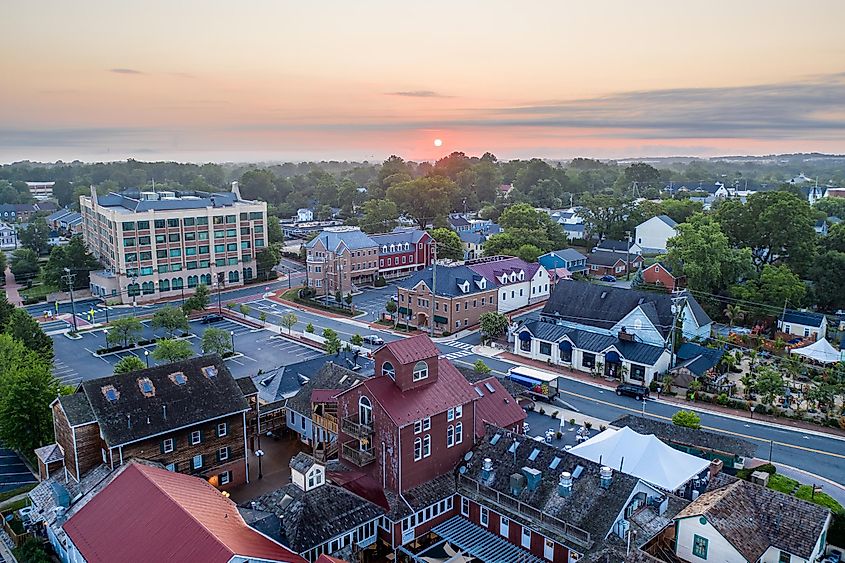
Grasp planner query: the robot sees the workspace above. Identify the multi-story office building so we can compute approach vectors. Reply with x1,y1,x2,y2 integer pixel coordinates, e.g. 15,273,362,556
80,183,266,304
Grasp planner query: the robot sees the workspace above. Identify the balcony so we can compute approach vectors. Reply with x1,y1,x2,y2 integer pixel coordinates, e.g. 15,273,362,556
342,442,375,466
341,415,373,439
313,413,338,435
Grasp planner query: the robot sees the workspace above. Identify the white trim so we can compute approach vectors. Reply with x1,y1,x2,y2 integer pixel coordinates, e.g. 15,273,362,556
243,411,249,484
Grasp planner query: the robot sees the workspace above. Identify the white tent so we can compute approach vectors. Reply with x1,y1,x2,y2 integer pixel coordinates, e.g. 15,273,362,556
789,338,842,364
568,426,711,492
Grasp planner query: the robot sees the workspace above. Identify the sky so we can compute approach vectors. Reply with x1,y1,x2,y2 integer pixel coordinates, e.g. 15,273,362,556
2,0,845,163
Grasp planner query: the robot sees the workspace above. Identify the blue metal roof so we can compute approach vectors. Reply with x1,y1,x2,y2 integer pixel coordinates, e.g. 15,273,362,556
428,516,543,563
675,343,724,376
782,310,826,328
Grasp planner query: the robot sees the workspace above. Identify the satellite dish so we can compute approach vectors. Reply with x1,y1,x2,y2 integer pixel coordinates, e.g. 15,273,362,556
464,451,473,461
458,466,467,474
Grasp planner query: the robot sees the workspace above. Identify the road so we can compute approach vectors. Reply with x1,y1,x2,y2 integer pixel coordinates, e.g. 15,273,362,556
31,280,845,486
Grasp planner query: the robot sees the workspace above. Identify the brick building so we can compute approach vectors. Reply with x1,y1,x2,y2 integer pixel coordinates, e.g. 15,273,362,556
372,228,433,280
45,355,256,490
640,261,685,292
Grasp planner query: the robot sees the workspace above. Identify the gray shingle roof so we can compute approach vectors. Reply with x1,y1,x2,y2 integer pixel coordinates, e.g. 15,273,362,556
303,228,377,251
595,240,634,252
587,251,630,267
674,343,724,376
289,452,316,475
656,214,678,227
254,351,374,404
520,320,666,365
370,227,427,247
550,248,588,262
57,393,96,426
285,362,373,417
399,265,493,298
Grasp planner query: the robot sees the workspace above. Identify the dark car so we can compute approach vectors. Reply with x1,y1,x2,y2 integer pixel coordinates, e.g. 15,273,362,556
616,383,649,400
200,313,224,324
600,275,617,282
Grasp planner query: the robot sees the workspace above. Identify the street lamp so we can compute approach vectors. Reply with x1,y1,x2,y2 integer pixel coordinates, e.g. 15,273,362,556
255,449,264,479
750,405,756,420
103,329,108,348
230,331,236,355
144,350,150,368
641,398,647,418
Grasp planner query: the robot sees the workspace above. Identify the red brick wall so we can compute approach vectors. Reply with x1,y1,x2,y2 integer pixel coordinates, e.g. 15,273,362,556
642,264,682,291
374,347,439,393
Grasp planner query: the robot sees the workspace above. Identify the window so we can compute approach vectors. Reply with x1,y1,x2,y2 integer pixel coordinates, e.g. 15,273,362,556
422,434,431,457
167,218,179,228
500,516,509,537
455,422,463,444
122,221,135,231
539,342,552,356
220,471,231,485
219,447,229,461
414,438,422,461
461,497,469,517
778,552,791,563
217,422,227,437
155,234,166,244
192,454,203,470
137,220,149,230
521,527,531,548
169,248,181,257
138,236,150,245
631,364,646,381
165,463,176,472
447,425,455,447
185,232,196,241
544,538,554,560
582,352,596,369
225,214,236,224
190,430,202,445
455,405,462,418
183,217,195,227
162,438,174,453
692,535,708,559
154,219,166,228
198,231,209,240
480,506,489,527
414,417,430,433
412,361,428,381
197,216,209,226
447,408,454,422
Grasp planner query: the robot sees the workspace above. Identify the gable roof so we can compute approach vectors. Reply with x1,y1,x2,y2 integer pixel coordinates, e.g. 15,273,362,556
57,392,96,426
371,227,428,247
465,256,541,286
595,240,634,252
674,343,724,376
448,214,470,227
379,333,440,365
399,265,493,298
611,415,757,458
782,309,826,328
547,248,587,263
587,251,630,267
357,359,478,426
64,462,305,563
304,228,377,251
79,355,249,447
459,230,487,244
675,477,829,562
643,261,676,275
254,351,374,404
285,361,373,416
656,214,678,227
471,376,526,437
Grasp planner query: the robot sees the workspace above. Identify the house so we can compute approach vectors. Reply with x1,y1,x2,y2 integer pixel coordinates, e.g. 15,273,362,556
0,221,16,249
458,230,487,260
465,255,550,313
779,309,828,340
611,415,756,470
0,203,36,222
372,227,433,279
447,214,471,233
396,264,498,334
594,239,640,254
587,250,643,278
305,227,379,295
635,215,678,254
670,343,725,389
641,261,685,292
814,219,829,236
563,223,587,240
255,350,373,405
670,474,831,563
297,208,314,222
46,355,256,489
47,209,83,235
56,460,306,563
538,249,588,276
457,425,687,561
498,183,515,197
244,453,383,562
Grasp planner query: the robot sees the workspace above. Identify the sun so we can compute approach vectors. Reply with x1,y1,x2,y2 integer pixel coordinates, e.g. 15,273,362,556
433,138,443,147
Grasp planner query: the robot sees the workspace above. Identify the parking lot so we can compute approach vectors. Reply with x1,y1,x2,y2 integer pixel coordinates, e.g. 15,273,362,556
0,446,36,494
351,283,399,321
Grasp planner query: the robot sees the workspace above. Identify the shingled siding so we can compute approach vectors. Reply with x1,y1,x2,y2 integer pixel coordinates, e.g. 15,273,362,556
117,412,248,487
53,402,104,482
52,403,79,480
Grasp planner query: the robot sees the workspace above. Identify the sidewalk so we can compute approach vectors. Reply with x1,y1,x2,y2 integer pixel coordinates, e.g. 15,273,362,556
3,266,22,307
492,349,845,440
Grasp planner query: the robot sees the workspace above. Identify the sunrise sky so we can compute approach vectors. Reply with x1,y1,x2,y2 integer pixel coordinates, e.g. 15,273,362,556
2,0,845,162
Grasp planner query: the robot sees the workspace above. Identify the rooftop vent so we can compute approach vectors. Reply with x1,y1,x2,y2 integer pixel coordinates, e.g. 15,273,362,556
522,467,542,491
510,473,526,496
481,457,494,481
559,471,573,497
600,466,613,489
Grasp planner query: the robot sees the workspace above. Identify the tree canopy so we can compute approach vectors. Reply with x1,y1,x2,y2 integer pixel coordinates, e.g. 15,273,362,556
429,228,463,261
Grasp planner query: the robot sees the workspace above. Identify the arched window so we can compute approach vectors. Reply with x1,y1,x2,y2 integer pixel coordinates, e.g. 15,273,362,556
455,422,463,445
127,283,140,297
633,319,642,330
447,425,455,447
142,281,155,295
412,361,428,382
422,434,431,457
172,277,184,289
187,275,198,288
243,267,253,281
159,279,170,292
229,270,239,283
200,273,211,285
414,437,422,461
382,361,395,379
358,396,372,426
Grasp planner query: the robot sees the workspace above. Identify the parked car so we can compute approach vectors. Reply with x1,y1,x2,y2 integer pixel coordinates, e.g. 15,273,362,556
600,275,617,282
616,383,650,400
200,313,224,324
362,334,385,345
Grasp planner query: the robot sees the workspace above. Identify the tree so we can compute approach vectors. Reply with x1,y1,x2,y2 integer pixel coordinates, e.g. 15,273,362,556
479,312,509,341
259,311,267,326
809,250,845,312
474,359,491,374
671,410,701,429
42,237,101,290
239,303,250,318
0,293,14,330
664,214,754,294
0,335,60,455
387,176,457,229
305,322,315,333
515,244,543,262
716,192,816,272
151,306,189,338
360,199,399,234
9,248,39,282
731,263,807,309
576,194,631,241
280,312,298,334
484,203,568,258
152,338,194,364
824,222,845,253
106,317,143,348
19,218,51,255
322,328,341,354
6,309,53,360
724,304,746,329
267,217,285,245
256,246,281,280
385,298,397,327
430,228,463,261
201,327,234,357
754,365,785,405
114,355,146,374
350,333,363,346
182,283,210,314
334,290,342,306
0,250,6,280
623,162,661,187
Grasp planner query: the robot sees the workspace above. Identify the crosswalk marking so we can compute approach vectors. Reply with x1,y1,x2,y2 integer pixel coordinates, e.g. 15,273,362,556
445,341,474,351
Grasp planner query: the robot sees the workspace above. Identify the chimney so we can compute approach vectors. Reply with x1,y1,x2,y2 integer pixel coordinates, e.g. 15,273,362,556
558,472,573,497
481,458,493,480
619,327,634,341
600,466,613,489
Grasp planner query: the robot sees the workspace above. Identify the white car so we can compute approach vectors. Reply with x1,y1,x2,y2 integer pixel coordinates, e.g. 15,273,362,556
362,334,385,345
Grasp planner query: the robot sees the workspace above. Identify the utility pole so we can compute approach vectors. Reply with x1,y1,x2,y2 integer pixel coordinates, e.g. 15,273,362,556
669,294,687,368
625,231,631,281
324,235,329,306
430,242,437,336
62,268,78,333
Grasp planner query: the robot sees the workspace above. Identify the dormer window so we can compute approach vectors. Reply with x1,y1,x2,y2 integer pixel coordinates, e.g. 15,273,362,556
102,385,119,402
412,361,429,382
382,361,395,379
518,270,525,281
138,378,155,397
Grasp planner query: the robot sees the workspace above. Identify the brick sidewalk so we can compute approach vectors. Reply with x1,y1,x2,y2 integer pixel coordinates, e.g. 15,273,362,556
497,350,845,439
3,266,22,307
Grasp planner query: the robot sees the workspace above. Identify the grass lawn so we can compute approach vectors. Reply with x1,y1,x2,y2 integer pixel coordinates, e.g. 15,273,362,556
767,473,798,494
19,283,58,300
795,485,844,514
0,483,36,505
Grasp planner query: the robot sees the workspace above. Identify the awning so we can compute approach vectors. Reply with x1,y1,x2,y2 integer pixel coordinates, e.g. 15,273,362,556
434,315,448,324
790,338,842,364
426,516,543,563
559,341,572,351
606,351,621,363
398,306,408,315
518,331,532,342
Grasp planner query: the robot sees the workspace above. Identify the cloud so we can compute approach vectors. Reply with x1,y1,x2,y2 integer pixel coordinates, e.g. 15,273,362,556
386,90,450,98
109,68,144,75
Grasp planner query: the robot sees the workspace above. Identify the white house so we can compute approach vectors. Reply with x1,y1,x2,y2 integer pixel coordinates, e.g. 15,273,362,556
778,310,828,340
673,476,831,563
635,214,678,254
465,256,550,314
297,208,314,222
0,222,16,249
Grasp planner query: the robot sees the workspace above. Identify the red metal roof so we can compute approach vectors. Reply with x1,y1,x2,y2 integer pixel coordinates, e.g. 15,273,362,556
472,376,526,437
63,462,305,563
379,334,439,365
310,388,338,403
360,358,477,426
